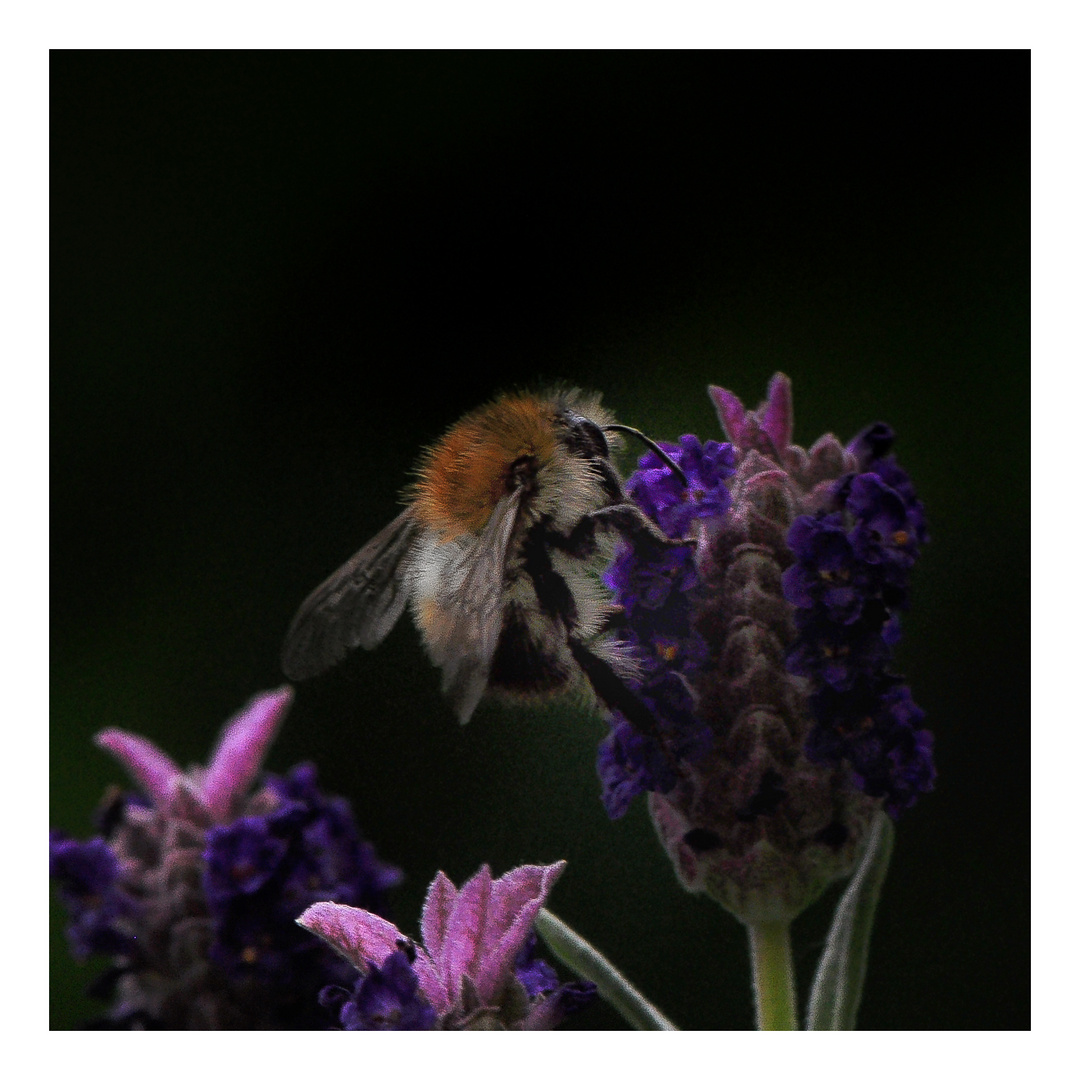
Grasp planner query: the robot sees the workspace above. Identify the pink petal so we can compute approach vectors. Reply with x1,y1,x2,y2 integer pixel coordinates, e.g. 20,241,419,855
200,686,292,820
709,384,749,445
94,728,183,807
297,901,404,970
440,864,493,1003
475,862,566,1002
419,863,569,1008
420,869,457,964
297,902,448,1015
759,373,793,454
484,863,561,944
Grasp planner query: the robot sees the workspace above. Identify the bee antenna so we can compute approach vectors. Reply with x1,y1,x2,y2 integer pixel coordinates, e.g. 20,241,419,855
603,425,688,487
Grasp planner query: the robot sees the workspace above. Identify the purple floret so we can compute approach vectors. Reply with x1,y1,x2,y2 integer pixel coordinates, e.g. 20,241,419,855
627,435,735,538
49,832,137,961
321,944,438,1031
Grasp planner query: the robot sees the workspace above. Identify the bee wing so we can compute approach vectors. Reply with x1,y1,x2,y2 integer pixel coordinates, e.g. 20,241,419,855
281,508,420,681
426,488,523,725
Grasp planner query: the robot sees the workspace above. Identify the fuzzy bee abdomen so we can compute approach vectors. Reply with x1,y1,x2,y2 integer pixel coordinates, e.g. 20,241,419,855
488,602,573,696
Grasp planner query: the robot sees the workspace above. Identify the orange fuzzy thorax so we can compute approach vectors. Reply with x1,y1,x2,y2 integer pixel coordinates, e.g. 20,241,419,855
410,393,560,538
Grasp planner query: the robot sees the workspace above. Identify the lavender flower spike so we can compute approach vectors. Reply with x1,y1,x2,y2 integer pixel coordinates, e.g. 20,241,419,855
600,374,932,929
51,686,402,1028
300,861,596,1030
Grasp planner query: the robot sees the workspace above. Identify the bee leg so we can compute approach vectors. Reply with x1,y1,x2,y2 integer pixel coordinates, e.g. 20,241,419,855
559,502,688,559
566,636,662,741
567,637,687,779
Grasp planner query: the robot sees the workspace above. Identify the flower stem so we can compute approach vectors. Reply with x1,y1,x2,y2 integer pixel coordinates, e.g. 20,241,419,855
747,920,797,1030
535,908,678,1030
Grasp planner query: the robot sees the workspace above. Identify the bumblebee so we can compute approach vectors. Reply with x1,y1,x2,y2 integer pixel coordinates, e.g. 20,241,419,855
281,388,686,728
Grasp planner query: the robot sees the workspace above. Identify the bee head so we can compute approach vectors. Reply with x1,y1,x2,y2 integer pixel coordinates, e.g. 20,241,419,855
555,406,688,488
556,408,612,460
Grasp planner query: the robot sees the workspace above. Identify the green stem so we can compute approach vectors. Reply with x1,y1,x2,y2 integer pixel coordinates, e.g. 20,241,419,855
534,908,678,1030
747,920,797,1030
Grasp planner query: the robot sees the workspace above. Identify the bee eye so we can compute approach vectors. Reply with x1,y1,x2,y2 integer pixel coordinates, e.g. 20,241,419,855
561,413,610,460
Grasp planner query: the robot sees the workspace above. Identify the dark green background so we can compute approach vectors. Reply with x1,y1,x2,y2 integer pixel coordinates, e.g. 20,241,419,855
51,51,1029,1029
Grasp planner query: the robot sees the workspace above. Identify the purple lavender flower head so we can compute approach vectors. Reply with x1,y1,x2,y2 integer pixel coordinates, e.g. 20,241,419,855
49,686,402,1028
299,861,596,1029
600,375,934,925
